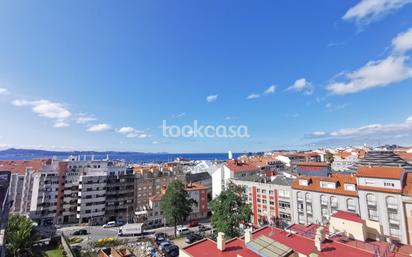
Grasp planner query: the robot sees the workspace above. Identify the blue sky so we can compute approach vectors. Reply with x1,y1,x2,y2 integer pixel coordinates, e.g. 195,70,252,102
1,0,412,153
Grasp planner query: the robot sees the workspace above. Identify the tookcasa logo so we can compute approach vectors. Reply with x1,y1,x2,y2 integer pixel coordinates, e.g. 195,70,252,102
162,120,250,138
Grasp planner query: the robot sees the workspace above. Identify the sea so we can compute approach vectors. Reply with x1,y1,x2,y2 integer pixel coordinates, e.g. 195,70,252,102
0,150,241,163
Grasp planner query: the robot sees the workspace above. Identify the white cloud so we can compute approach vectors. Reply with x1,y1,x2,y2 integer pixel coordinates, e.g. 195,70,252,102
327,55,412,95
325,103,348,112
287,78,314,95
392,27,412,53
12,99,71,128
0,88,8,95
87,123,112,132
117,126,149,138
264,85,276,94
0,143,10,149
206,95,218,102
53,122,69,128
312,131,326,137
343,0,412,25
309,115,412,139
246,93,261,100
75,114,97,124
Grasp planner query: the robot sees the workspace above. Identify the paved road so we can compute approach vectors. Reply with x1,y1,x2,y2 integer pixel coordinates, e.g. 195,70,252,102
58,222,212,249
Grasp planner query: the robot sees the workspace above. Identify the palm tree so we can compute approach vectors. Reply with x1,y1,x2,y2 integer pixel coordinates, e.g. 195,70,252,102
5,214,40,257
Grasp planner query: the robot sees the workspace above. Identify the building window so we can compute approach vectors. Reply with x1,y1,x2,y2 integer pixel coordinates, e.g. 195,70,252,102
384,182,395,187
297,192,303,201
344,184,356,191
347,198,356,213
366,194,377,206
367,208,379,221
320,195,328,206
320,181,336,189
299,179,309,186
305,193,311,203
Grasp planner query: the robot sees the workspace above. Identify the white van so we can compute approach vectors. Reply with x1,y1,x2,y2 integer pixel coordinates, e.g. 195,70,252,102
103,221,116,228
177,227,191,236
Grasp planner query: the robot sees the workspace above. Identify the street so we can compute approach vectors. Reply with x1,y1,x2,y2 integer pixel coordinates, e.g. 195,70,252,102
57,222,212,249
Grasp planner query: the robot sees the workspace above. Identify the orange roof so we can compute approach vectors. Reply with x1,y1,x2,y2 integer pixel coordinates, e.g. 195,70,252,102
335,151,352,159
225,160,258,173
0,159,50,175
292,174,358,196
357,166,404,179
185,183,208,191
402,173,412,196
298,162,330,167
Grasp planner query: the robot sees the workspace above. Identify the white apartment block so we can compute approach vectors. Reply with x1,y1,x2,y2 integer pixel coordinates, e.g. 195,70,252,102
357,166,409,244
291,173,360,226
212,160,258,199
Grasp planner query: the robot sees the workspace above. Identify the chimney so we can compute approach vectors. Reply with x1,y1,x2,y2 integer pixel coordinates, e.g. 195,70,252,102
244,229,252,244
217,232,226,251
314,227,325,252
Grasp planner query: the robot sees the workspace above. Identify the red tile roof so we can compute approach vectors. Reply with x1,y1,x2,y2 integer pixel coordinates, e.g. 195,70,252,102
225,160,258,173
183,238,258,257
292,174,358,196
331,211,364,224
357,166,404,179
0,159,50,175
183,226,375,257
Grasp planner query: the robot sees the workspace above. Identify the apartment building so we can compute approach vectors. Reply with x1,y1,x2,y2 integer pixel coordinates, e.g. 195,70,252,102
331,151,358,171
0,171,10,257
211,160,259,199
61,158,133,225
291,173,359,225
185,171,212,199
356,165,409,244
231,175,294,228
0,159,50,213
144,183,208,228
105,168,135,223
133,165,185,210
402,172,412,244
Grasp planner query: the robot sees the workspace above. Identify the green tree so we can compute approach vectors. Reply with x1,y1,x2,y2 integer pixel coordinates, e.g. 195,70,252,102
325,151,334,163
210,183,252,238
160,180,196,237
5,214,40,257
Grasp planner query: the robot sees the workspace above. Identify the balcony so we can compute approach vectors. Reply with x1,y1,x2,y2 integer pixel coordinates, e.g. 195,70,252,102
367,200,377,206
387,203,398,210
389,218,400,225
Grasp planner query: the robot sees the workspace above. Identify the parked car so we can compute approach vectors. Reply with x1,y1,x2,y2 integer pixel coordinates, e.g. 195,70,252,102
198,225,211,232
185,233,203,244
154,232,168,240
72,229,88,235
176,227,191,236
162,245,179,257
188,220,199,227
159,240,172,251
102,221,116,228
